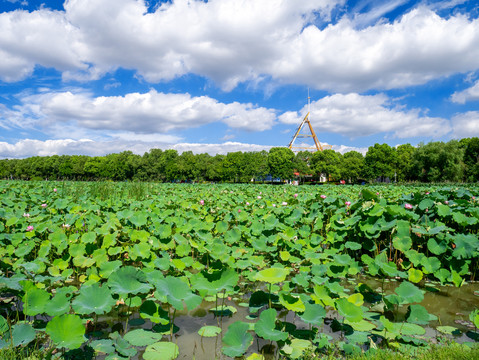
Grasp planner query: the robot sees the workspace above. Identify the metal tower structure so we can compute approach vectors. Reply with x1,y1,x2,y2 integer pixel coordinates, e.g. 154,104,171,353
288,92,331,152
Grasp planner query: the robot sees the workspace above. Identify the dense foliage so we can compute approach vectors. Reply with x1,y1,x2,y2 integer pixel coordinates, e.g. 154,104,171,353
0,182,478,359
1,138,478,183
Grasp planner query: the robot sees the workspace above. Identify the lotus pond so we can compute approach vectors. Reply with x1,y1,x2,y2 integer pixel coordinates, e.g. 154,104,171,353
0,181,478,359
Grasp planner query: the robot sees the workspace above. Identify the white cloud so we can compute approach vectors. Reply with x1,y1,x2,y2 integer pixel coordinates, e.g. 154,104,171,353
451,80,479,103
279,93,451,138
451,111,479,138
0,138,273,158
2,89,277,133
1,2,478,91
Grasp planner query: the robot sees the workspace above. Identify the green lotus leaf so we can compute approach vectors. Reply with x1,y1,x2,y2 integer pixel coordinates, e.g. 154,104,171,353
139,300,169,324
143,341,179,360
129,212,148,228
198,325,222,337
107,266,152,295
336,298,364,323
470,310,479,329
427,238,447,255
46,314,86,350
254,308,288,342
407,304,437,325
190,268,239,296
436,326,460,335
90,339,115,354
222,321,253,357
408,268,423,283
452,234,479,259
12,323,36,347
153,276,201,311
22,282,50,316
279,293,305,313
109,331,137,357
72,283,116,315
124,329,163,347
45,287,74,317
255,267,289,284
299,302,326,327
344,319,376,332
0,315,8,335
395,281,424,304
287,339,312,359
421,256,441,274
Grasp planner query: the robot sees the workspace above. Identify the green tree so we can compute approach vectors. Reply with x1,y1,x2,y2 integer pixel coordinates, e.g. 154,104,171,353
364,143,397,181
395,144,415,182
411,141,464,182
341,151,365,183
311,149,342,182
268,147,294,180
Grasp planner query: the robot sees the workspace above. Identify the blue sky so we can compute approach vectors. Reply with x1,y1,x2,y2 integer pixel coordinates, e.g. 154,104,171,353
1,0,479,158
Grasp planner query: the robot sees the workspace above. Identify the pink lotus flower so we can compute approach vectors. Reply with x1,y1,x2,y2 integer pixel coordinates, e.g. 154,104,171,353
62,223,70,229
23,213,30,218
404,203,413,209
41,203,47,208
199,200,204,205
238,209,241,213
54,188,57,192
26,225,34,232
257,196,262,199
294,194,298,198
272,204,276,207
345,201,351,206
320,195,326,199
376,192,380,195
445,201,449,205
282,202,287,206
246,202,250,206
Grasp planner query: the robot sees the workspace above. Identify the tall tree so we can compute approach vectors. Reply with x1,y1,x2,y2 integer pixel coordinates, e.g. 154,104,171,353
341,151,365,183
311,149,342,182
268,147,295,180
364,143,397,181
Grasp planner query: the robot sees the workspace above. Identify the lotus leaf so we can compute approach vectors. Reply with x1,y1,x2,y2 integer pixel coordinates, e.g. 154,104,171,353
143,341,179,360
254,308,288,342
90,339,115,354
72,283,116,315
408,268,423,283
22,282,50,316
336,298,364,323
287,338,312,359
124,329,163,347
46,314,86,350
395,281,424,304
45,287,74,317
407,304,437,325
427,238,447,255
255,267,289,284
153,276,201,311
198,325,221,337
279,293,305,312
139,300,169,324
107,266,152,295
12,323,36,347
299,302,326,327
222,321,253,357
436,326,461,335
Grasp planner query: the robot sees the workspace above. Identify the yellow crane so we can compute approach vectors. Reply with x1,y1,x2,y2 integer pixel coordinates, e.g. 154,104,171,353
288,93,331,152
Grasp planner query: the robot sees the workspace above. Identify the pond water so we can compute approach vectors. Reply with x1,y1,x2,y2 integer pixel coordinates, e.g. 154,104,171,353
98,277,479,360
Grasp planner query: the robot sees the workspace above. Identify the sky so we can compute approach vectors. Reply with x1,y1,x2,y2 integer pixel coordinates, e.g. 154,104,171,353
1,0,479,158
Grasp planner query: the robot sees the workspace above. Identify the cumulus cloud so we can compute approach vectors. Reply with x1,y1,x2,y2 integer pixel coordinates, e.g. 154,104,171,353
451,111,479,138
1,1,479,91
2,89,277,133
279,93,451,138
0,138,273,158
451,80,479,103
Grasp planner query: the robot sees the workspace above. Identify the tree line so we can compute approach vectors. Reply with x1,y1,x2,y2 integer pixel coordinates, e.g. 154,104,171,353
0,138,478,183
